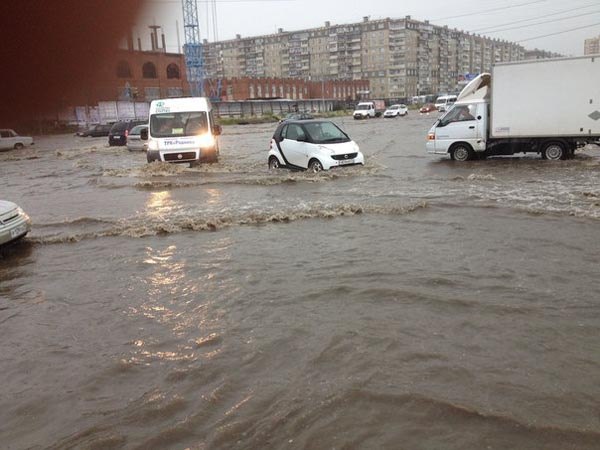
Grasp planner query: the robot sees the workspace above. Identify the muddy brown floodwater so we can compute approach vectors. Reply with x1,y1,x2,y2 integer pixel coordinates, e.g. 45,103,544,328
1,114,600,449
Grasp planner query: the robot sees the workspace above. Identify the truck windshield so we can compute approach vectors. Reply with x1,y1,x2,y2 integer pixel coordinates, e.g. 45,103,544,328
150,112,208,138
438,104,477,126
303,122,350,144
357,105,371,110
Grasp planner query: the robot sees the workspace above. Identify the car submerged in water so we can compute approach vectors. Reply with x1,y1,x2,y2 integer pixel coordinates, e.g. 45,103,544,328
0,200,31,246
268,119,364,172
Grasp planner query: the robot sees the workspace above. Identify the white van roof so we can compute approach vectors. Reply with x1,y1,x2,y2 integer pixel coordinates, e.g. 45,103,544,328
149,97,212,114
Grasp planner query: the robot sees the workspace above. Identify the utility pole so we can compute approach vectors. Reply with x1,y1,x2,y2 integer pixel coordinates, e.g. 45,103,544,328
181,0,204,96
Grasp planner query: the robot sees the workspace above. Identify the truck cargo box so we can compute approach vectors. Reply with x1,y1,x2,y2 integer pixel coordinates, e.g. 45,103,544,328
491,56,600,139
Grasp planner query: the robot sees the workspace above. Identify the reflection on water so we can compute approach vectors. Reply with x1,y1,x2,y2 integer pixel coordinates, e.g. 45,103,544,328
145,190,176,218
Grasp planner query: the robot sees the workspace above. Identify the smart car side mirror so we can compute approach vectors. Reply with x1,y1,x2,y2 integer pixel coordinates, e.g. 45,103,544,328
140,128,148,140
213,124,222,136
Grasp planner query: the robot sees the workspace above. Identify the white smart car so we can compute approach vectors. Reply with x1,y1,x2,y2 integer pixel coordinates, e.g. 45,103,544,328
268,120,364,172
0,200,31,246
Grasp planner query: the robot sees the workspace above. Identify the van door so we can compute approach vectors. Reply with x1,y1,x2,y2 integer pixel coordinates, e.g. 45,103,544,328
434,103,479,152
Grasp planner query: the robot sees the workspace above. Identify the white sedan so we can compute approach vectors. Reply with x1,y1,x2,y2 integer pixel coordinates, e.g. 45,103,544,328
383,104,408,118
268,120,364,172
0,200,31,246
0,129,34,150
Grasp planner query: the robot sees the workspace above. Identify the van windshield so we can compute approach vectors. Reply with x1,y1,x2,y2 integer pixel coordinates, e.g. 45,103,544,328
150,112,208,138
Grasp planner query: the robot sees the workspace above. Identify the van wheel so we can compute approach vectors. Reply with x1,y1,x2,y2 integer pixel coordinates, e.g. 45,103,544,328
268,156,281,170
450,144,474,162
14,143,24,150
542,142,566,160
146,151,160,163
308,159,323,173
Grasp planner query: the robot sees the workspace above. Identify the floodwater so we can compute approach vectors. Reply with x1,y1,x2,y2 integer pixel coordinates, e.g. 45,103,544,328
1,115,599,449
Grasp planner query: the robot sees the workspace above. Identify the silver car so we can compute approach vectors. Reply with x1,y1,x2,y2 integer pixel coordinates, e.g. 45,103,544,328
126,125,148,152
0,200,31,246
0,129,34,150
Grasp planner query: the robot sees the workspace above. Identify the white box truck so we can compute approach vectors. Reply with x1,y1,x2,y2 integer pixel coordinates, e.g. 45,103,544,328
353,100,385,119
426,56,600,161
142,97,221,165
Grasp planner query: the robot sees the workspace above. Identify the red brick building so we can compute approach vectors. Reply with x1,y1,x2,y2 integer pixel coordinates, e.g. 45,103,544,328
64,49,368,105
75,49,189,104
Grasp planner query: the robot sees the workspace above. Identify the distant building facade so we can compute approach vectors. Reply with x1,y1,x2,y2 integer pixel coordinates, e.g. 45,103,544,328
524,48,563,60
211,77,368,101
202,16,527,99
584,36,600,55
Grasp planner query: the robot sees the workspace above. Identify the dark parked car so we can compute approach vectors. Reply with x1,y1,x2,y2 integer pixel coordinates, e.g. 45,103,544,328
108,120,147,146
279,112,314,123
76,124,112,137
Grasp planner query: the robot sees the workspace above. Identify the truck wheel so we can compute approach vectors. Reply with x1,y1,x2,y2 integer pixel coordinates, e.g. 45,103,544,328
542,142,566,161
450,144,474,162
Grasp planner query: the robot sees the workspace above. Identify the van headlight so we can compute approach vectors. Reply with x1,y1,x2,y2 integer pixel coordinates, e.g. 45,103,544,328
198,133,215,148
148,139,159,151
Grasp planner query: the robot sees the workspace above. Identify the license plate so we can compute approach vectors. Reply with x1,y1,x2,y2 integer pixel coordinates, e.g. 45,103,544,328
338,159,354,165
10,224,27,238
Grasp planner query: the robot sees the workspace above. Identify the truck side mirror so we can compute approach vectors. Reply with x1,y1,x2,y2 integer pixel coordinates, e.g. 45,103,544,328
140,128,148,140
213,124,222,136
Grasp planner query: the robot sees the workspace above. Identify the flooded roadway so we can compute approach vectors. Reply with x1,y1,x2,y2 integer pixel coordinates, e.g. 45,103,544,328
1,114,599,449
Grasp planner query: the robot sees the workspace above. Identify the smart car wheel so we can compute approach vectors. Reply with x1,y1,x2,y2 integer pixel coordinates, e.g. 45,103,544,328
268,156,281,170
308,159,323,173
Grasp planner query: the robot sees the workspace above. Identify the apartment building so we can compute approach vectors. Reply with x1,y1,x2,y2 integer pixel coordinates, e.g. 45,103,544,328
584,36,600,55
203,16,526,99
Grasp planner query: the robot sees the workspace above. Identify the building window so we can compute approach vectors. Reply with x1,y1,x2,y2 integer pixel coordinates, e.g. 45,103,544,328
166,63,180,79
116,61,131,78
142,62,157,79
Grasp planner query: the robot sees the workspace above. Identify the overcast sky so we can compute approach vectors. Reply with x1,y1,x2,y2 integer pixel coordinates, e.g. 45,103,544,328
134,0,600,56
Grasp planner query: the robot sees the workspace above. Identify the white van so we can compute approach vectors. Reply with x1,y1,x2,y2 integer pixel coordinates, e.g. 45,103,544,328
434,95,457,112
143,97,221,164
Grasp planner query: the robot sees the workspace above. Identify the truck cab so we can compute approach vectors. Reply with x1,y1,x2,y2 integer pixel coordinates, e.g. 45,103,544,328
426,100,488,161
353,102,376,120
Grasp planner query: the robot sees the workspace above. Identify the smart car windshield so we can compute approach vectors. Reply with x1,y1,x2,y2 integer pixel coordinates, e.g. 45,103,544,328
150,112,208,138
304,122,350,144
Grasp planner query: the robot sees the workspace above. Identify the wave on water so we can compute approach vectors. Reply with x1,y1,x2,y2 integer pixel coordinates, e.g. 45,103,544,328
29,201,428,245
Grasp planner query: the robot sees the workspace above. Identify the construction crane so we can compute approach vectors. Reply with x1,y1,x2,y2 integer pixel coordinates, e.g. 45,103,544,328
181,0,204,96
